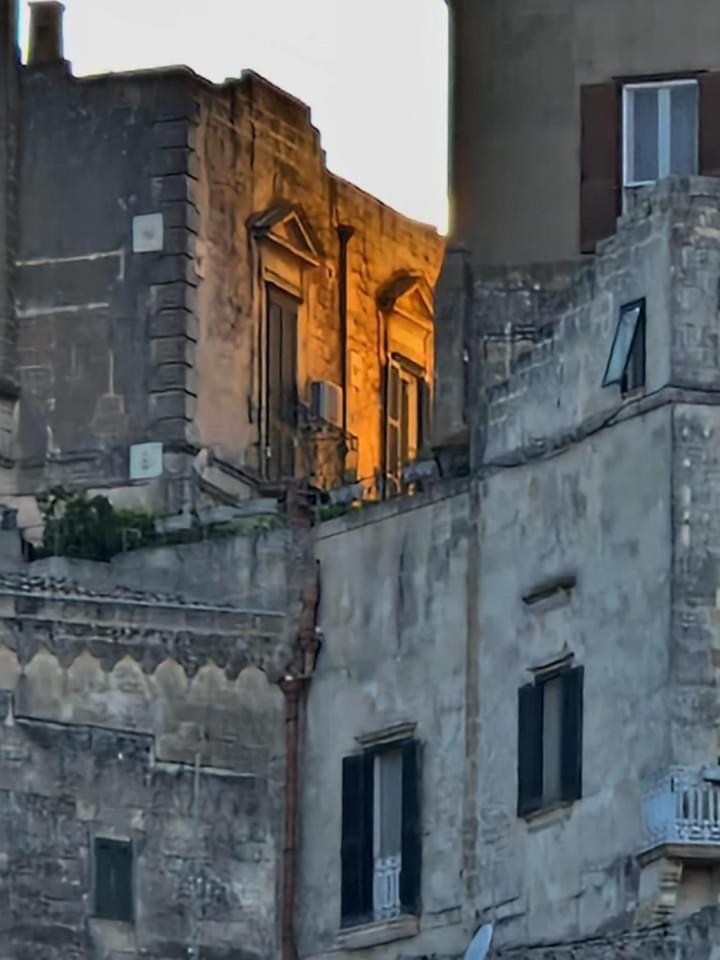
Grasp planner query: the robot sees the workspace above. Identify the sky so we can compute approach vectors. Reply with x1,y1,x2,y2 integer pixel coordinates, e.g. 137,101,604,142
19,0,449,231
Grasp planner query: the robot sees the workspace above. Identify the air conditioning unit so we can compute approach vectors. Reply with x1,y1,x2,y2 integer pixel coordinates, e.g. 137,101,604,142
310,380,343,427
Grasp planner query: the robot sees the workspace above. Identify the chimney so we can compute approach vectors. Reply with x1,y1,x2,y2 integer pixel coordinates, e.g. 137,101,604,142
28,1,64,65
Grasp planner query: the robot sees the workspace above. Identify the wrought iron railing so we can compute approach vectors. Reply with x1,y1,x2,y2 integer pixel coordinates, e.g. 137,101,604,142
373,855,401,920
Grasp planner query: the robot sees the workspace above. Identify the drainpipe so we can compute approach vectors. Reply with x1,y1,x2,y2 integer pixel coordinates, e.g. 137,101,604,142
279,556,321,960
337,225,355,458
280,676,305,960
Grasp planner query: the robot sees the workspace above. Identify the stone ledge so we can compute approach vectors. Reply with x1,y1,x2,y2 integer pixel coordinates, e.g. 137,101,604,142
336,914,419,951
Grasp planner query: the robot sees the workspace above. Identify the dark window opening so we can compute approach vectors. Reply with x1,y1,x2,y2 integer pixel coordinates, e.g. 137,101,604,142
602,298,646,394
517,664,584,818
341,739,421,928
266,285,299,482
94,837,134,923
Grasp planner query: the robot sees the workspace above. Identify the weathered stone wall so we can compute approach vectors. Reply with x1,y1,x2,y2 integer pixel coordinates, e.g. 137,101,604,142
10,64,203,509
475,408,672,945
0,567,289,958
457,180,720,947
297,487,471,960
494,908,720,960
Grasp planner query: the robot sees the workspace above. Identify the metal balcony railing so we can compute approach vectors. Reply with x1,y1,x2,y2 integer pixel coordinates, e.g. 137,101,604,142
373,855,401,921
642,766,720,851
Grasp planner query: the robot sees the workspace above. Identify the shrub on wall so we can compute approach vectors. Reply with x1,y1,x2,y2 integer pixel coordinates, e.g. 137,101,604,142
38,488,156,562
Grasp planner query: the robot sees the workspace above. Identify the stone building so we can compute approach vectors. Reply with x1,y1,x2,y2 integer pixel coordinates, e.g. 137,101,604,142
0,0,442,540
294,182,720,960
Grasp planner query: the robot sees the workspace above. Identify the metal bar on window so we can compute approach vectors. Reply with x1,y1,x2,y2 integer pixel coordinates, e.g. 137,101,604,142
623,86,634,187
659,86,671,177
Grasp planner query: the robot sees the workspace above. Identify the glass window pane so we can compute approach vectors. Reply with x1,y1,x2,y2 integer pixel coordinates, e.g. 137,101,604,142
670,84,698,175
604,304,642,385
542,678,563,804
630,87,659,183
379,749,403,858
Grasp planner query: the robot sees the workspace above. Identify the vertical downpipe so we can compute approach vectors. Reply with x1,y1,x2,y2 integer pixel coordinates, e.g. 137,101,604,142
280,677,305,960
337,225,354,473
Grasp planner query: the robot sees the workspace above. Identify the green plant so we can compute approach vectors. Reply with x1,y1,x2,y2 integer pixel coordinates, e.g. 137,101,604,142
38,488,156,562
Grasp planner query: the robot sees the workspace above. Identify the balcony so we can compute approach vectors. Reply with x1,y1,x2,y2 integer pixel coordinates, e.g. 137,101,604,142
642,766,720,856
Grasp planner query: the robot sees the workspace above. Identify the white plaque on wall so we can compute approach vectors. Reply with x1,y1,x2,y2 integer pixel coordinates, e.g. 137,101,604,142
132,213,164,253
129,442,164,481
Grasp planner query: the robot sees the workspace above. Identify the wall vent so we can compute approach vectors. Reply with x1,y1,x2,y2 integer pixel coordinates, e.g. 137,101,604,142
310,380,343,427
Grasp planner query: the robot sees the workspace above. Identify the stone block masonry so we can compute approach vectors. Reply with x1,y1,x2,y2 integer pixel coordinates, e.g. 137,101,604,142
0,545,293,957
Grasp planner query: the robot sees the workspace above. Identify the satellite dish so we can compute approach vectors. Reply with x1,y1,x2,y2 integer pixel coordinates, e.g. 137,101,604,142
464,924,494,960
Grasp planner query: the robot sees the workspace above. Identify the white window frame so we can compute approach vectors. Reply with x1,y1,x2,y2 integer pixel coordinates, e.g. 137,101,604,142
622,78,699,188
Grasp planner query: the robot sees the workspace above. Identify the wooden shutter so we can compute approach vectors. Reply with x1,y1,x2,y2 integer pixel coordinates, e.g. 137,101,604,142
417,379,431,454
341,752,374,926
385,359,401,495
560,666,584,803
400,739,422,915
699,72,720,178
268,298,283,418
94,838,133,923
280,299,298,426
266,286,298,480
580,82,621,254
517,683,543,817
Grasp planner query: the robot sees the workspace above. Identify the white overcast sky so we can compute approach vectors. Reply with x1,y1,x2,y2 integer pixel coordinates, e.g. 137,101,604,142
19,0,448,230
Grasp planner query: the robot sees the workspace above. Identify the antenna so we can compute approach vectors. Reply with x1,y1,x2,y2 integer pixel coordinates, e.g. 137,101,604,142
464,924,494,960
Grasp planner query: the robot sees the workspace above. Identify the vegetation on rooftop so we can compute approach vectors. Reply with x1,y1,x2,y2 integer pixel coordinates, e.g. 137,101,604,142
33,488,285,563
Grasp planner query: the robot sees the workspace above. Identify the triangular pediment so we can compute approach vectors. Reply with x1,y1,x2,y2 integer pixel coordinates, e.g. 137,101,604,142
377,272,434,320
248,203,322,265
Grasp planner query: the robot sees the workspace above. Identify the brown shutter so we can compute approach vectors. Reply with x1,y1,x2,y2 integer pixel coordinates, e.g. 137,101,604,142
580,82,621,254
699,72,720,178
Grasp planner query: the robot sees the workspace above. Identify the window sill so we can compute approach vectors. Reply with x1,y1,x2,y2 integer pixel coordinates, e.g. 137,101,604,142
88,917,136,952
337,914,419,950
523,800,575,831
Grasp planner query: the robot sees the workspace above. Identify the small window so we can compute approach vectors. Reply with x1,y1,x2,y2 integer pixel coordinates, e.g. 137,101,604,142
94,837,134,923
623,80,698,187
517,665,584,818
341,739,421,928
602,298,646,393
